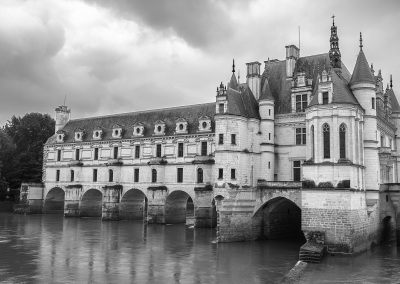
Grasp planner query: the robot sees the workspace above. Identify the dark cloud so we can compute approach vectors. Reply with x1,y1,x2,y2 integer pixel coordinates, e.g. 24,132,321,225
83,0,251,48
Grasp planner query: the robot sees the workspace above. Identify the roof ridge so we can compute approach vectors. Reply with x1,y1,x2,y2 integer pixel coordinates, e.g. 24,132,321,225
69,102,216,122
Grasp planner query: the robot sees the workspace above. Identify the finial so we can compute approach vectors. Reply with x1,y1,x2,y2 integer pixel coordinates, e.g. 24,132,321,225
332,14,335,26
232,59,235,73
359,32,363,49
390,75,393,89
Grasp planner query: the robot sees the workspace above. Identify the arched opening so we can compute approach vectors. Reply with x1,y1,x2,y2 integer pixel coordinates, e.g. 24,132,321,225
380,216,395,244
253,197,304,241
119,189,148,220
165,190,194,224
43,187,65,214
80,189,102,217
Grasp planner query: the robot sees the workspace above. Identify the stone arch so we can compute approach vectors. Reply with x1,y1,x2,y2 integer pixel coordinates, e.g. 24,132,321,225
80,188,102,217
165,190,194,224
119,188,148,220
379,215,395,244
43,187,65,214
252,197,303,240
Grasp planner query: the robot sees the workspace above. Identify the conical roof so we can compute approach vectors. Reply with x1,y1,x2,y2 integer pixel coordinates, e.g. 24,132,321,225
228,72,239,90
259,77,274,101
350,49,375,85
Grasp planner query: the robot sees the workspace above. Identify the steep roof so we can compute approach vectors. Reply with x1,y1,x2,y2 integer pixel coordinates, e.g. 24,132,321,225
225,84,260,119
389,88,400,112
350,49,375,85
259,76,274,101
46,103,216,144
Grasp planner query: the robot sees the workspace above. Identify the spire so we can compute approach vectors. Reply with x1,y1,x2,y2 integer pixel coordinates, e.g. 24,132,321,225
229,60,239,90
390,75,393,89
329,16,341,69
232,59,235,73
350,33,375,85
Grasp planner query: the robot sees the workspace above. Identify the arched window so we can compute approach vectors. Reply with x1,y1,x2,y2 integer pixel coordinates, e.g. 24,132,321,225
311,125,315,160
339,124,346,159
109,169,113,182
323,123,330,159
197,168,203,183
70,170,74,182
152,169,157,183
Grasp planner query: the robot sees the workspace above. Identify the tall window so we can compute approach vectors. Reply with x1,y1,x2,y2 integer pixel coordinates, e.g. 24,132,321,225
339,124,346,159
57,150,61,161
56,170,60,182
109,169,113,182
94,148,99,160
135,145,140,159
231,169,236,180
218,168,223,179
75,149,80,160
113,147,118,159
219,134,224,145
178,143,184,157
151,169,157,183
372,97,375,109
201,142,207,156
323,123,330,158
381,135,385,147
93,169,98,182
311,125,315,160
231,134,236,145
296,128,306,145
293,161,301,181
177,168,183,183
322,92,329,104
156,144,162,157
219,103,224,114
296,94,307,112
134,168,139,182
197,168,203,183
70,170,74,182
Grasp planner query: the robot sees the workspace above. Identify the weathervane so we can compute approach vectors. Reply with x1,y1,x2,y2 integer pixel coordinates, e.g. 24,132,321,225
332,14,335,26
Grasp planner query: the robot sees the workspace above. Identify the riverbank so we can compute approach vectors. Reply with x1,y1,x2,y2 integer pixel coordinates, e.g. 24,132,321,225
0,201,15,212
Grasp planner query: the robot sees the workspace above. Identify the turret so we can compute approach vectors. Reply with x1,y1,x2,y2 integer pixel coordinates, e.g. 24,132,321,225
285,45,299,78
246,61,261,99
55,105,70,134
329,16,342,70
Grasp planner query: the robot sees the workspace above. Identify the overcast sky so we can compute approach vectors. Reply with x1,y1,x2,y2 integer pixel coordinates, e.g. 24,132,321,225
1,0,400,126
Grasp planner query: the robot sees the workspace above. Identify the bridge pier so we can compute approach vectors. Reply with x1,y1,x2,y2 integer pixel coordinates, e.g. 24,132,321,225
102,185,122,221
194,187,216,228
147,187,167,224
64,185,81,217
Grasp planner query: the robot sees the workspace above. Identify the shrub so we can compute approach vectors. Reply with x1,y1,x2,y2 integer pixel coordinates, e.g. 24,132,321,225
318,181,334,188
302,180,316,188
337,180,350,188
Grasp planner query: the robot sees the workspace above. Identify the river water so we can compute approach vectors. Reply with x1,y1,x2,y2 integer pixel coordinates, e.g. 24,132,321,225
0,213,399,284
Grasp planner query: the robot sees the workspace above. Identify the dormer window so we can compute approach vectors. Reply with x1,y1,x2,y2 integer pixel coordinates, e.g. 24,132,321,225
133,123,144,137
154,120,165,135
322,92,329,104
56,130,66,143
296,94,307,112
74,129,84,142
175,118,188,134
93,127,103,140
198,116,212,132
219,103,225,114
112,124,123,139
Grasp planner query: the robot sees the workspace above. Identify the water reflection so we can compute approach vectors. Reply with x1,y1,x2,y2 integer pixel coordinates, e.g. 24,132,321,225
8,213,397,283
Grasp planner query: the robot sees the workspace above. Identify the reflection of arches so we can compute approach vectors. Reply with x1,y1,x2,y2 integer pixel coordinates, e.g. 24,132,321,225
165,190,193,224
43,187,65,214
253,197,303,240
80,189,102,217
380,216,394,244
119,189,148,220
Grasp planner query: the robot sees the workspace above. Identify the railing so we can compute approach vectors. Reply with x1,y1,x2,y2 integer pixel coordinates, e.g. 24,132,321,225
378,147,392,155
257,180,302,189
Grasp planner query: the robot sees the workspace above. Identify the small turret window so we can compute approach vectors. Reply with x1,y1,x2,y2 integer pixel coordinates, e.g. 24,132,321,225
219,103,224,114
202,122,207,128
372,98,375,109
157,126,162,132
322,92,329,104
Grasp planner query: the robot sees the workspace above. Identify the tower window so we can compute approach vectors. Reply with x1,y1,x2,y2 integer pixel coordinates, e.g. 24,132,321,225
113,147,118,159
311,125,315,160
177,168,183,183
56,170,60,182
219,103,224,114
152,169,157,183
231,134,236,145
231,169,236,180
93,169,97,182
178,143,184,157
109,169,113,182
340,124,346,159
219,134,224,145
134,168,139,182
201,141,207,156
94,148,99,160
156,144,162,157
197,168,203,183
322,92,329,105
293,161,301,181
218,168,223,179
75,149,80,160
70,170,74,182
57,150,61,162
135,145,140,159
372,98,375,109
323,123,330,158
296,94,307,112
296,128,306,145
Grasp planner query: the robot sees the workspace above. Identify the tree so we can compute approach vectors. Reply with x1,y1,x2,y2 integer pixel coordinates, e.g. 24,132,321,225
2,113,55,190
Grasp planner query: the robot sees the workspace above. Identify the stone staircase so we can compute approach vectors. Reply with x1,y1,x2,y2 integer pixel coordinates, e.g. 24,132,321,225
299,242,325,263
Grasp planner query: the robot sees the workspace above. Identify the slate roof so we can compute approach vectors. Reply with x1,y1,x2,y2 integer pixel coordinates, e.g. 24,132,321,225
225,84,260,119
350,49,375,85
388,88,400,112
46,103,216,144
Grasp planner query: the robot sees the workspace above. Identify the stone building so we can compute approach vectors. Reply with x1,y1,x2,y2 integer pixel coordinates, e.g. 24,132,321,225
18,19,400,254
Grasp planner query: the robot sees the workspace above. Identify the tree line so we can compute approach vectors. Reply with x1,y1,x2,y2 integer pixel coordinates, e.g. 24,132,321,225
0,113,55,201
